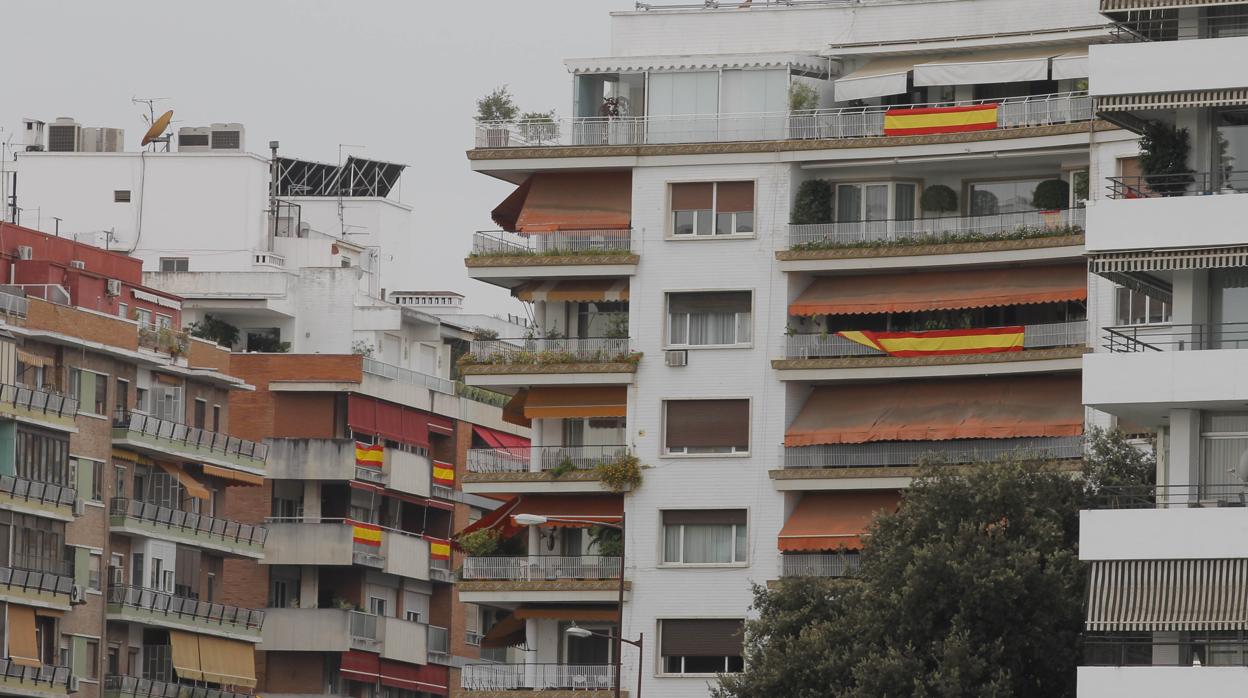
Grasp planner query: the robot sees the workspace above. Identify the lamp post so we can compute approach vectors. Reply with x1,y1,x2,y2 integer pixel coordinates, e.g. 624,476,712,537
513,512,628,698
567,624,643,698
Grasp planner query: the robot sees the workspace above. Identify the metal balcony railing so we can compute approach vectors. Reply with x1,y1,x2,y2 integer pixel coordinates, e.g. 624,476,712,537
104,674,253,698
0,564,74,596
785,321,1087,359
467,337,632,364
471,229,634,256
1107,9,1248,43
466,445,631,474
0,291,28,318
349,611,379,643
0,383,78,419
1103,323,1248,352
781,553,862,578
110,498,267,547
0,658,73,690
474,92,1091,148
461,663,616,691
1089,483,1248,509
1083,638,1248,667
788,207,1085,248
2,284,70,306
362,358,455,395
461,555,622,581
0,473,77,507
782,436,1085,469
107,585,265,630
113,411,268,462
1107,170,1248,199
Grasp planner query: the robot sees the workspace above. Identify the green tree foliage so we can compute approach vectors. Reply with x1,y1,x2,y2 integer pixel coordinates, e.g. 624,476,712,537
1139,121,1195,195
919,184,958,214
476,85,519,122
791,179,833,225
1032,179,1071,211
186,314,239,348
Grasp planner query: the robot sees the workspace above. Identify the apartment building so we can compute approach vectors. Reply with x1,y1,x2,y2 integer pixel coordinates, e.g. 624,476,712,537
1076,1,1248,695
0,222,262,698
459,0,1134,695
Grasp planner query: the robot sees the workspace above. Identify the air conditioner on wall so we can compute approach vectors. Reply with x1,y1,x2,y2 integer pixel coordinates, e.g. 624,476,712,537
664,349,688,367
106,279,122,296
69,260,86,270
16,246,33,260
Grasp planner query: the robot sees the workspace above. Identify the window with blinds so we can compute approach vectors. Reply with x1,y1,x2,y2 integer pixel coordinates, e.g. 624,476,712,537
659,618,745,674
670,181,755,237
664,399,750,454
667,291,752,347
661,510,748,565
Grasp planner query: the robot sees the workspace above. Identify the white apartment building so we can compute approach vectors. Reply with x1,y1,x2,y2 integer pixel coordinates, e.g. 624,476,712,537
1078,1,1248,695
458,1,1130,696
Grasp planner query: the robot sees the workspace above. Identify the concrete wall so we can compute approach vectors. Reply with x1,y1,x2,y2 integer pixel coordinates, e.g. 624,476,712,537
388,448,432,498
1086,194,1248,253
1090,37,1248,97
382,532,431,581
267,439,354,480
263,523,354,566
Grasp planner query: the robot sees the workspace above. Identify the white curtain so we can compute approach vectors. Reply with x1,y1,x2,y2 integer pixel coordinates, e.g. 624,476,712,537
663,526,682,563
688,313,738,345
682,525,733,564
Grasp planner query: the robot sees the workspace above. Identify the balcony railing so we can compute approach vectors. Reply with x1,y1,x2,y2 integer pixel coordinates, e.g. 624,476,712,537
0,383,78,419
113,411,268,462
788,207,1084,249
137,326,190,356
782,435,1084,469
1108,10,1248,43
1083,638,1248,667
362,358,455,395
349,610,379,643
428,625,450,663
461,664,616,691
785,321,1088,359
466,445,631,474
471,229,634,256
781,553,862,578
0,564,75,596
0,291,28,318
0,473,77,508
110,497,267,547
0,658,73,690
1089,483,1248,509
474,92,1091,148
2,284,70,306
107,584,265,630
1107,170,1248,199
1103,323,1248,352
467,337,633,364
462,555,622,582
104,675,252,698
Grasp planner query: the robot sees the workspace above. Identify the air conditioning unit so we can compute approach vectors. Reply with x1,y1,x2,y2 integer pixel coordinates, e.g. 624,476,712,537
16,245,33,260
106,279,122,296
67,676,80,692
209,123,245,151
177,126,212,152
47,117,81,152
72,499,85,516
79,127,125,153
664,349,688,367
70,584,86,605
68,260,86,270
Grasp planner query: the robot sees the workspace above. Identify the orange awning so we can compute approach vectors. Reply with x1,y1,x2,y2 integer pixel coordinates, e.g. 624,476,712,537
523,387,627,420
7,604,40,668
784,375,1083,447
778,491,901,551
492,172,632,233
514,606,620,622
789,264,1087,316
201,464,264,487
481,613,527,649
512,279,630,303
510,494,624,527
157,461,211,500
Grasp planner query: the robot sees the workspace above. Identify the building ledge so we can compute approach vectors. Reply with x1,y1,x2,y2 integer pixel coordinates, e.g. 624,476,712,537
771,346,1088,371
466,254,639,268
775,233,1085,261
460,362,638,376
454,691,622,698
770,459,1082,483
458,580,629,593
464,470,603,484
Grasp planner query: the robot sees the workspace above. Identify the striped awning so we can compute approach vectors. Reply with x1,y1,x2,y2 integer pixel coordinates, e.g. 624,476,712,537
1102,0,1245,10
1086,559,1248,632
1097,90,1248,112
1089,245,1248,274
512,279,629,303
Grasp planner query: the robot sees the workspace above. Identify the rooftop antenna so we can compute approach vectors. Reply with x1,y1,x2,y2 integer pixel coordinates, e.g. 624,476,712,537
337,143,365,237
133,97,174,152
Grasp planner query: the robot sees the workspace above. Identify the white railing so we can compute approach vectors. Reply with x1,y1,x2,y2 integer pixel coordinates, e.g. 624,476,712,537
253,251,286,268
784,321,1087,359
466,445,631,474
0,291,28,318
781,553,863,578
782,435,1084,469
472,229,634,256
461,555,622,581
362,357,455,395
468,337,632,363
349,611,379,643
1,283,70,306
788,207,1085,248
462,664,616,691
474,92,1091,148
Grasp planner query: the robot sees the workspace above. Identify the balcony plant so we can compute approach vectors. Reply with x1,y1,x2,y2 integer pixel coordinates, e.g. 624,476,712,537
791,180,832,225
518,110,559,145
549,457,579,479
187,314,239,348
919,185,958,217
1032,179,1070,212
589,525,623,558
471,327,499,341
457,528,501,557
595,454,642,493
1139,120,1195,196
788,82,821,139
476,85,520,147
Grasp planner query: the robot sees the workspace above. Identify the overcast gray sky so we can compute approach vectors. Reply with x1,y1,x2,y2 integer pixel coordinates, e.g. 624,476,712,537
0,0,635,316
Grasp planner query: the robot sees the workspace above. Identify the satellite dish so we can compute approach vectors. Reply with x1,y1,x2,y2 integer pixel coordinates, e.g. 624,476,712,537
141,110,174,147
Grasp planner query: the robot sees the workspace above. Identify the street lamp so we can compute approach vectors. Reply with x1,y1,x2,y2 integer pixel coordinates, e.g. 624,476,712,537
512,512,628,698
566,624,643,698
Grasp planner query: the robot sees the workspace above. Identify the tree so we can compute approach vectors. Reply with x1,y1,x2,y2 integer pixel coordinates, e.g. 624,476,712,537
791,179,833,225
476,85,519,123
1138,120,1195,195
186,314,239,348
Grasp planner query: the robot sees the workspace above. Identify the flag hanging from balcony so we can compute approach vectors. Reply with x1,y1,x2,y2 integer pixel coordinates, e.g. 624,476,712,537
426,537,451,561
354,442,384,468
837,326,1026,357
883,104,998,136
349,520,383,547
432,462,455,487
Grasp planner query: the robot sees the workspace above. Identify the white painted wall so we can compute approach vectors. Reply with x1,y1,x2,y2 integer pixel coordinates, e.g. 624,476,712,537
1090,37,1248,97
1078,666,1248,697
1084,349,1248,414
288,197,415,296
1086,194,1248,253
1081,508,1248,560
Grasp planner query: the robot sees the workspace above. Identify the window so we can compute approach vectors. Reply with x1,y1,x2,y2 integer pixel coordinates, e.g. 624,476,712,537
86,460,103,501
368,597,388,617
107,645,120,677
193,399,207,429
15,426,71,487
159,258,189,273
115,378,129,414
667,291,752,347
670,181,755,237
134,308,153,328
659,619,745,675
88,553,101,591
118,303,128,319
135,387,149,414
114,190,131,203
663,399,749,455
662,510,748,565
835,181,917,223
967,176,1059,216
114,464,126,499
1114,286,1171,326
464,603,482,645
85,640,99,679
93,374,108,416
155,314,173,330
212,405,221,432
69,369,108,415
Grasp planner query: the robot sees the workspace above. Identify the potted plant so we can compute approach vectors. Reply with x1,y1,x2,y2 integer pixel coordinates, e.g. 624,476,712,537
788,82,821,139
919,185,958,218
1032,179,1071,226
1139,120,1195,196
791,179,833,225
518,110,559,145
476,85,519,147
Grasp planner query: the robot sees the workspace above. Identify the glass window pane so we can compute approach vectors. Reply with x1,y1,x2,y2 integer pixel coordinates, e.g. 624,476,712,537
735,211,754,233
682,524,732,563
734,525,747,562
1115,287,1131,325
736,312,752,344
696,210,713,236
674,211,695,236
1130,291,1147,325
669,313,688,345
836,185,861,223
893,183,916,221
715,212,734,235
864,185,889,221
663,525,682,563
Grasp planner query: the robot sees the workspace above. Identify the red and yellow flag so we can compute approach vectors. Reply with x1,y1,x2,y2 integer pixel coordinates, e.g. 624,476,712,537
432,461,455,487
354,442,384,468
884,104,998,136
838,326,1025,357
348,520,383,547
426,536,451,561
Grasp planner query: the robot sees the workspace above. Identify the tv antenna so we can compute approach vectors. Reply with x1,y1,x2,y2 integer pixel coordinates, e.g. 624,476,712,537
133,97,174,151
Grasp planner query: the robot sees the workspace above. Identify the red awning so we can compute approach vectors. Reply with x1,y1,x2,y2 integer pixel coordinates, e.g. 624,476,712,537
778,491,901,551
348,480,455,512
457,495,623,540
340,651,448,696
481,613,527,649
473,425,530,450
348,395,432,448
491,172,632,233
428,415,454,436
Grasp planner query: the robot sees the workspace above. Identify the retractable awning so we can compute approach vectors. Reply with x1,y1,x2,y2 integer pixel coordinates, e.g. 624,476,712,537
456,494,624,539
201,464,263,487
512,279,630,303
1051,47,1089,80
491,172,632,233
169,632,257,688
784,375,1083,446
481,613,528,648
1087,559,1248,632
834,56,919,102
169,630,204,682
473,425,530,451
6,605,40,668
341,651,449,696
523,386,627,420
913,46,1060,86
789,264,1086,317
778,491,900,551
503,389,531,429
514,605,621,622
157,461,211,500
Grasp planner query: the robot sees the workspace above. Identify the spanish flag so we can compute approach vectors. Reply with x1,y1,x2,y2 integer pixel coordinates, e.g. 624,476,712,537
354,442,384,469
349,520,383,547
426,537,451,561
432,461,455,487
883,104,998,136
838,326,1026,357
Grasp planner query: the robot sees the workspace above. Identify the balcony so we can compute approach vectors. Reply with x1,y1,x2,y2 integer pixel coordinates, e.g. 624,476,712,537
261,608,427,666
142,271,293,319
0,475,76,521
460,338,637,388
1082,484,1248,562
780,553,862,579
104,675,251,698
262,520,431,580
1080,637,1248,697
461,664,616,694
0,561,75,610
464,445,631,494
1088,173,1248,254
472,92,1092,152
112,412,267,476
266,439,387,484
108,498,266,559
0,384,78,431
459,556,626,604
772,436,1084,491
467,229,638,277
1090,36,1248,103
361,357,455,395
137,326,190,357
0,659,74,698
105,585,264,642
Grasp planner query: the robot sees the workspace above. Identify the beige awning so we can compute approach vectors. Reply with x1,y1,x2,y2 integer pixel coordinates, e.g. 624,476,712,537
834,56,918,102
197,635,257,688
169,630,205,682
913,46,1060,86
1051,47,1089,80
15,349,52,368
1087,559,1248,632
1098,90,1248,112
512,279,630,303
7,605,41,668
